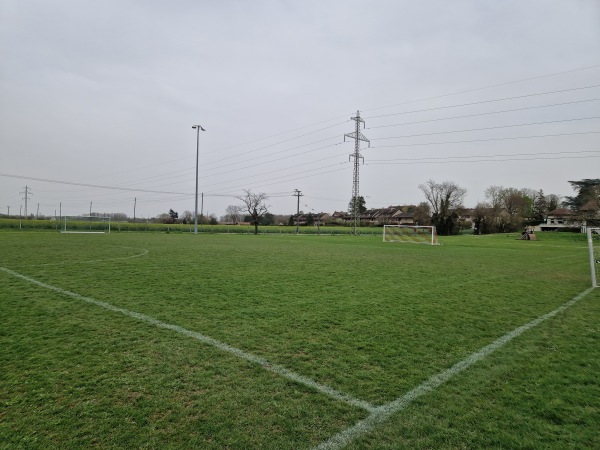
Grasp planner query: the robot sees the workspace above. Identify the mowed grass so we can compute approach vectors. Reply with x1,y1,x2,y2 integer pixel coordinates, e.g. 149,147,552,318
1,230,598,449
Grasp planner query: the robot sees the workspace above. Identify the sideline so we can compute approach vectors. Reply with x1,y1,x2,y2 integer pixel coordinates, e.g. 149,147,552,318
12,247,149,268
0,266,376,413
314,286,596,449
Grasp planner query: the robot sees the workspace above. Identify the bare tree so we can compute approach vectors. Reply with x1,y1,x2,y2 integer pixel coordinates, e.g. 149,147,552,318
418,180,466,235
238,189,269,235
496,187,530,218
472,202,495,234
181,210,194,224
224,204,242,224
485,185,504,211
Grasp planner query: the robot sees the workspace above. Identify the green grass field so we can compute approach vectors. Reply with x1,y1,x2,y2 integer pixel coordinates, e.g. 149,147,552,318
1,230,598,449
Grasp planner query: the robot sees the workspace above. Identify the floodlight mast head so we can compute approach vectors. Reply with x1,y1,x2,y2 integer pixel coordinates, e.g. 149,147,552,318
192,124,206,235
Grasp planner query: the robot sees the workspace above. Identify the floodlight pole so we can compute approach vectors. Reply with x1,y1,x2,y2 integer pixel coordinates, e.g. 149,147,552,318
587,227,598,288
192,124,205,235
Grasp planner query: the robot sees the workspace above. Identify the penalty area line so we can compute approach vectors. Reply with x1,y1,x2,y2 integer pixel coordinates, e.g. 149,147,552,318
0,266,376,414
314,286,596,450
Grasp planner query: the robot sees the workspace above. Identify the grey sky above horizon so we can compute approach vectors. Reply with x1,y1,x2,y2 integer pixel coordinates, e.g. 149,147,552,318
1,0,599,219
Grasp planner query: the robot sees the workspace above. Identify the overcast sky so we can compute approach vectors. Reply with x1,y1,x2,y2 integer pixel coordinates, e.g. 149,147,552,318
1,0,599,220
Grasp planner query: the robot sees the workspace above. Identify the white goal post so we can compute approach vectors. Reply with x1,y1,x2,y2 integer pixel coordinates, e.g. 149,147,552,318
61,216,111,234
587,227,599,288
383,225,439,245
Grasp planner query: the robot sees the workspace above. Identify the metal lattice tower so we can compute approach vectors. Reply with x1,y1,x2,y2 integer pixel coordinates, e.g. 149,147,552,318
19,185,32,219
344,111,370,235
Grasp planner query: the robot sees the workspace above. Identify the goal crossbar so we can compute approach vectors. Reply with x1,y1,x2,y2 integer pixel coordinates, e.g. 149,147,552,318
383,225,439,245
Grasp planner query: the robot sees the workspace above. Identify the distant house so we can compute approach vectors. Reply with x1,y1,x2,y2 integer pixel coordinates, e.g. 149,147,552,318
292,212,330,226
540,208,583,231
457,208,476,229
331,211,351,224
391,211,415,225
360,205,415,225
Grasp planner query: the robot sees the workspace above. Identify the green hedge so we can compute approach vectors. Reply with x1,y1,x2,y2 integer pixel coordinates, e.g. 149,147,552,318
0,219,381,235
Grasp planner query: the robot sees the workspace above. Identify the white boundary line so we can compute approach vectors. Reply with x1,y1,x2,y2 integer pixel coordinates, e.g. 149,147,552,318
0,266,376,413
12,247,149,268
313,286,596,450
2,265,595,448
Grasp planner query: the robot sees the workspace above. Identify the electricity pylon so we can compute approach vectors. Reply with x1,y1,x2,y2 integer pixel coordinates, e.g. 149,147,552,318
344,111,369,235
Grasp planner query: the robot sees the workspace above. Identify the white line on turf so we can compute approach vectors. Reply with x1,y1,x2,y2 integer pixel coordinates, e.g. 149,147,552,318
313,286,595,450
16,247,149,267
0,266,376,413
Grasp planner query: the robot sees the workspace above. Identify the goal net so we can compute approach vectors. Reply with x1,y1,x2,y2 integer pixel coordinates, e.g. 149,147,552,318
61,216,111,234
383,225,439,245
588,227,599,288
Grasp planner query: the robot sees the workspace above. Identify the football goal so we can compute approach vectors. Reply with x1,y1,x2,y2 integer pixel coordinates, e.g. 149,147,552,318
61,216,111,234
588,227,599,288
383,225,439,245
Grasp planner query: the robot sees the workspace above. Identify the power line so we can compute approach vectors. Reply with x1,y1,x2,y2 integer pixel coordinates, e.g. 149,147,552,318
81,66,600,195
90,71,600,187
362,64,600,113
203,137,340,174
202,121,348,167
363,84,600,120
81,80,600,196
202,161,349,196
0,173,192,196
371,131,600,148
106,136,342,191
368,154,600,166
203,153,345,190
370,116,600,141
367,98,600,130
207,165,350,194
369,149,600,163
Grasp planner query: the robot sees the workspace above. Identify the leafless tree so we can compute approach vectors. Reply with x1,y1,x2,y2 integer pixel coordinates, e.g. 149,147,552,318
224,205,242,224
418,179,466,235
472,202,494,234
181,210,194,224
485,185,504,211
238,189,269,235
499,187,524,216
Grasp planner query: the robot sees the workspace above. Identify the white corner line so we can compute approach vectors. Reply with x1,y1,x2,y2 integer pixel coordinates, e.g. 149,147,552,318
0,266,376,413
314,286,596,450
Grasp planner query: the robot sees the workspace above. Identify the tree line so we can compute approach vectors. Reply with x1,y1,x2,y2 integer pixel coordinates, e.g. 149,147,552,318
417,178,598,235
156,178,598,236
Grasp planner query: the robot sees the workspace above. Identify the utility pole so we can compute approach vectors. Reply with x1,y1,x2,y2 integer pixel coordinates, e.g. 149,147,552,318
344,111,370,235
133,197,137,223
59,202,62,222
20,185,32,219
6,206,9,217
293,189,303,234
36,203,39,220
192,124,206,234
